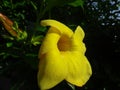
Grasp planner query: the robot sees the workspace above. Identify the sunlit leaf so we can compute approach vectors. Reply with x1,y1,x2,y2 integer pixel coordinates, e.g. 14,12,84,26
12,21,19,31
17,31,28,41
31,35,43,46
68,0,84,8
6,42,13,47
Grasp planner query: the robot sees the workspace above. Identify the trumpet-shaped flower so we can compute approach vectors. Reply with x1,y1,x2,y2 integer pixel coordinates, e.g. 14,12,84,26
38,20,92,90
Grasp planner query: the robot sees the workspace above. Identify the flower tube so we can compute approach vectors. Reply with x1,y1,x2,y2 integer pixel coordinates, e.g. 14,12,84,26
38,19,92,90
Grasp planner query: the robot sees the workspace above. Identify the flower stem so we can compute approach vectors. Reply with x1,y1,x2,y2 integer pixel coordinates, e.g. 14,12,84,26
67,82,76,90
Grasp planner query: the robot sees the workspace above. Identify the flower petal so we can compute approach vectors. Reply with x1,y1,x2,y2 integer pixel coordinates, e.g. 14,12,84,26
38,52,67,90
38,27,67,89
65,52,92,86
41,19,73,37
71,26,86,53
74,26,85,41
38,27,60,58
64,26,92,86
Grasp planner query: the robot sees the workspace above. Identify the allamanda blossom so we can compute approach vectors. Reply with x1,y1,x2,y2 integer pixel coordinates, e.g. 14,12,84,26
38,19,92,90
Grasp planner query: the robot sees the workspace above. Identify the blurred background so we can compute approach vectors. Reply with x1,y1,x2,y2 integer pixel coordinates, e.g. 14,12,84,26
0,0,120,90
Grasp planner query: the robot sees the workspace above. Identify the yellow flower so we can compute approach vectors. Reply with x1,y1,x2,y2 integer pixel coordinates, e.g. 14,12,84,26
38,19,92,90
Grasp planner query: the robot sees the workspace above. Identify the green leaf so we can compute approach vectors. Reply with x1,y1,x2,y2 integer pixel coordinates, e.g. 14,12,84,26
6,42,13,47
12,21,19,31
17,31,28,41
30,1,37,10
11,1,26,9
3,53,10,59
68,0,84,8
0,52,5,56
31,35,43,46
3,1,11,7
2,35,14,40
21,31,28,39
35,25,47,32
45,0,75,10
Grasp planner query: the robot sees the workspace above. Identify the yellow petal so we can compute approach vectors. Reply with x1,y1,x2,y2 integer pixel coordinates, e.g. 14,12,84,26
38,52,67,90
38,27,67,89
64,26,92,86
38,27,60,58
41,19,73,37
71,26,86,54
65,52,92,86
